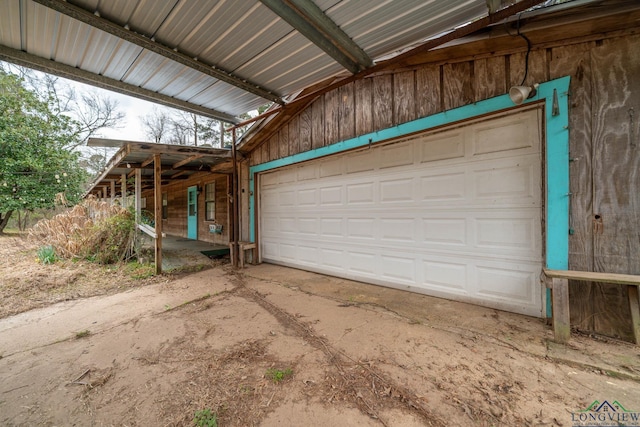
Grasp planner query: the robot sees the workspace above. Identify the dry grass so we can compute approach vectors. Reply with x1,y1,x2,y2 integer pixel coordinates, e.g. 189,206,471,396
0,233,164,319
29,196,137,263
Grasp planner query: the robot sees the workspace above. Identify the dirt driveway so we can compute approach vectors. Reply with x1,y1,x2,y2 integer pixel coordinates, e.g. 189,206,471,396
1,262,639,426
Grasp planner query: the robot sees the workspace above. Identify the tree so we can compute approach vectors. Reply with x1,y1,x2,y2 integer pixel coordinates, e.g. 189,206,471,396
0,70,88,233
7,65,125,149
140,107,169,143
70,90,126,148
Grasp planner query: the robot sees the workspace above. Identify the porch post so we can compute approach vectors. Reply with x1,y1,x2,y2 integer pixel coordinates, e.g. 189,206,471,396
134,168,142,223
154,154,163,274
231,128,239,267
121,173,127,208
110,180,116,205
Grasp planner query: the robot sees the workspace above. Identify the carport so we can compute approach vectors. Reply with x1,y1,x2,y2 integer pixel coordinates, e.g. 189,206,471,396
0,0,546,268
3,0,640,342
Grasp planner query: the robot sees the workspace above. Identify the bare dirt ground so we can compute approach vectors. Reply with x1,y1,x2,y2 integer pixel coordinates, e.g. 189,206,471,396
1,234,639,426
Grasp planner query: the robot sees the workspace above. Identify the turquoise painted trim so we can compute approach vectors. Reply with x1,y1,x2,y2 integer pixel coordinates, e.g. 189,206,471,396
249,171,255,242
540,76,571,317
249,76,571,317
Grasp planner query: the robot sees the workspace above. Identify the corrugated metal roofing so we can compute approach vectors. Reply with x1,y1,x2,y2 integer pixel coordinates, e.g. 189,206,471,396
0,0,508,122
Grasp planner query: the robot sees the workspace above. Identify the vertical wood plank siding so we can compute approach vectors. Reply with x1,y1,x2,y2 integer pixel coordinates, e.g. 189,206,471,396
590,37,640,338
147,174,229,245
549,42,596,335
248,33,640,340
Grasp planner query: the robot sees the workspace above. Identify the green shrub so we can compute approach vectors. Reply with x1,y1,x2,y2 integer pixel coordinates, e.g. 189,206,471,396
82,209,137,264
193,408,218,427
37,245,57,264
265,367,293,383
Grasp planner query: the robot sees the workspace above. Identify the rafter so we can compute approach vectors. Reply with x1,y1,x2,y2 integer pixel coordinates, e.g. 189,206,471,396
172,154,205,169
260,0,372,74
31,0,283,106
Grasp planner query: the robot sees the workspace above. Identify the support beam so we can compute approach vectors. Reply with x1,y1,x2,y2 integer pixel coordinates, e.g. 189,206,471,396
154,154,163,275
110,181,116,204
134,168,142,223
629,286,640,345
173,154,204,169
120,173,127,208
140,156,155,168
260,0,372,74
257,0,549,119
230,129,240,267
0,45,240,124
552,278,570,343
31,0,282,106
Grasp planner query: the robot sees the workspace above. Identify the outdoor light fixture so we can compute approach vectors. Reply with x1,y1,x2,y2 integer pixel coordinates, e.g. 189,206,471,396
508,14,539,106
509,83,539,105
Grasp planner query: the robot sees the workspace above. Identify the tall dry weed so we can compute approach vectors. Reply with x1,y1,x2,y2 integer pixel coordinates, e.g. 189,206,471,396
29,195,138,263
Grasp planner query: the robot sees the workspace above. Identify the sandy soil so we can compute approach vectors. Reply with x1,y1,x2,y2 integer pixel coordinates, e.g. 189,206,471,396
0,235,639,426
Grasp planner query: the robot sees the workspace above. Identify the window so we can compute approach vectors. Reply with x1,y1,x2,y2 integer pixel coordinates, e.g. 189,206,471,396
162,192,168,219
205,182,216,221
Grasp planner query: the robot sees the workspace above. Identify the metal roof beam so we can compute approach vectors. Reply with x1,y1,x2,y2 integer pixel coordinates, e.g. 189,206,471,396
31,0,283,106
0,45,240,124
260,0,372,74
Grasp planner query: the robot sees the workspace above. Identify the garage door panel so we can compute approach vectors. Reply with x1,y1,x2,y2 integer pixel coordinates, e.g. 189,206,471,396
421,259,468,293
380,177,414,203
420,172,466,202
422,217,467,246
320,158,343,177
380,218,416,242
297,245,319,264
279,243,297,261
298,217,318,235
320,218,343,237
296,164,318,181
472,156,539,202
297,188,317,206
475,263,538,305
346,218,376,240
471,111,539,157
262,216,279,234
320,248,344,269
346,182,375,204
260,108,543,316
278,190,295,207
347,150,377,173
319,185,343,205
278,169,297,184
381,254,416,283
475,217,538,252
419,131,465,163
262,242,279,259
380,142,415,168
423,262,469,292
347,251,378,276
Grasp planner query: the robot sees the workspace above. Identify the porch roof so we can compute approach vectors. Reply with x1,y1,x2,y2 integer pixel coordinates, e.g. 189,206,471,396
86,138,232,197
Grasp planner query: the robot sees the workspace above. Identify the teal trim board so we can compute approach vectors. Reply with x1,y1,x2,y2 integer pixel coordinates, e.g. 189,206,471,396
249,76,571,317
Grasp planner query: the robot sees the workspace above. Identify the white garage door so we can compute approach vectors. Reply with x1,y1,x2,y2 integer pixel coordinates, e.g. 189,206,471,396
259,108,543,316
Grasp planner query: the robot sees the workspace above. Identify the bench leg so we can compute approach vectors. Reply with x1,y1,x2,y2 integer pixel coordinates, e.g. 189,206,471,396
552,278,570,343
628,285,640,345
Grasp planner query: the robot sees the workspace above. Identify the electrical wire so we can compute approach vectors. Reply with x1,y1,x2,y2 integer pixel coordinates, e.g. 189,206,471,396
516,13,532,86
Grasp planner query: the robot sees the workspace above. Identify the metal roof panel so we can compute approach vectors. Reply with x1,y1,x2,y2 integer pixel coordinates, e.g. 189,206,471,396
0,0,22,48
0,0,554,123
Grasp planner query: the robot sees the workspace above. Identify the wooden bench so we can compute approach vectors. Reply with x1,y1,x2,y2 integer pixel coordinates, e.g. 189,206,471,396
228,242,257,268
543,269,640,345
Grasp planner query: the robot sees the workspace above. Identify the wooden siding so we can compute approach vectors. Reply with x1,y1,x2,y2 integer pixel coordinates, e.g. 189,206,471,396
248,30,640,341
144,174,229,245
